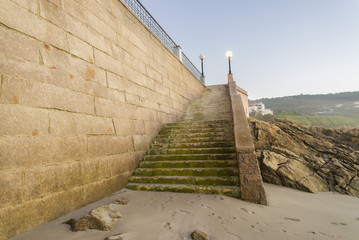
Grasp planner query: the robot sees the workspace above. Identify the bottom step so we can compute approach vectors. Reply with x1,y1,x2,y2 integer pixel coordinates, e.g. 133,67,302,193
126,183,241,198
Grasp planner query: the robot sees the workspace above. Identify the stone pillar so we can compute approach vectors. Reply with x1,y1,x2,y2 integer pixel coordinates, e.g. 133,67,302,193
228,73,234,83
173,45,183,62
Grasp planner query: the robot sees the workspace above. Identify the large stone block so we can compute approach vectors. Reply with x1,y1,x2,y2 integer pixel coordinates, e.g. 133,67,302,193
107,88,126,103
135,107,158,122
28,136,87,165
107,153,138,176
94,49,124,76
107,72,142,95
0,136,31,169
12,0,38,13
67,33,94,63
81,157,111,184
0,104,49,135
85,81,109,98
49,110,114,135
0,0,68,50
112,43,131,66
41,186,83,222
39,43,106,86
144,121,160,136
113,118,145,136
0,199,45,240
23,162,82,201
0,170,22,208
0,25,39,63
0,53,86,93
133,135,152,152
38,0,112,54
1,75,95,115
74,0,120,31
95,97,136,119
87,135,134,157
62,0,117,42
81,174,128,206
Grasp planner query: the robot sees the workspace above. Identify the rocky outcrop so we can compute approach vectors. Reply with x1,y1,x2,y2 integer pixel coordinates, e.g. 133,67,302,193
248,118,359,196
191,230,209,240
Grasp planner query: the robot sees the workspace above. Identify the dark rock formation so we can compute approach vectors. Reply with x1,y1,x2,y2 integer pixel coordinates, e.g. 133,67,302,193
248,118,359,196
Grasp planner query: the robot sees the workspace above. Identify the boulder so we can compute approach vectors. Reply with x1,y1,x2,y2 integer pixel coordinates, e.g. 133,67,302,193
70,203,122,231
249,118,359,197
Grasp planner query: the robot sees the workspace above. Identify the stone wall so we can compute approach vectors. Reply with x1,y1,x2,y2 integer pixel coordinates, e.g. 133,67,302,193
0,0,205,239
228,82,267,205
236,86,249,117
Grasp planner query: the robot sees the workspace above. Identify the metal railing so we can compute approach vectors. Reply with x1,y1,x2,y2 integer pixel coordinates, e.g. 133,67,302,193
122,0,204,84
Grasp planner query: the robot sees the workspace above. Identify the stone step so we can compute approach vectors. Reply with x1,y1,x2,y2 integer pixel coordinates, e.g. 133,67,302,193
155,136,234,144
126,183,241,198
165,120,231,127
147,147,235,155
144,153,236,161
133,167,238,177
128,176,239,186
139,160,237,168
159,127,232,134
151,141,234,149
156,131,233,139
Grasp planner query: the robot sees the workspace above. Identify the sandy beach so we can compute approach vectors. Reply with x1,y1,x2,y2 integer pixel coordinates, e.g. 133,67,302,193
10,183,359,240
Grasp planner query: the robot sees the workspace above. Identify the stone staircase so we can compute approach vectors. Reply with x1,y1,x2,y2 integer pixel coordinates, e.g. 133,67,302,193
126,85,240,197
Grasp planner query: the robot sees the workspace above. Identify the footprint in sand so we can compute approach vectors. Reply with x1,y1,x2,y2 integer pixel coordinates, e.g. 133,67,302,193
164,222,172,230
331,222,347,226
356,217,359,221
240,208,255,214
284,217,301,222
280,229,287,233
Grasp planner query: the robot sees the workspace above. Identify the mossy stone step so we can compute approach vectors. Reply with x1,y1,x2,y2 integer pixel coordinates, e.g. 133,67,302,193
128,176,239,186
151,142,234,149
155,136,234,144
156,132,233,139
162,123,232,130
166,120,231,125
126,183,241,198
148,147,235,155
139,160,237,168
160,127,232,135
144,153,236,161
134,167,238,177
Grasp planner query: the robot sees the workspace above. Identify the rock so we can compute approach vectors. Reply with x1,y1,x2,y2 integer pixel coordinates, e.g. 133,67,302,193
249,118,359,197
105,233,123,240
190,230,208,240
113,197,128,205
62,218,76,227
71,203,122,231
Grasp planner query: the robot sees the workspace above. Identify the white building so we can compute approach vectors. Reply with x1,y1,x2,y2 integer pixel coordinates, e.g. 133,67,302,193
249,102,273,115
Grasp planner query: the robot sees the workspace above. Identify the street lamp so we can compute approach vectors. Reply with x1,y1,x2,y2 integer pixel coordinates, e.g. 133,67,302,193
199,54,205,76
226,51,233,74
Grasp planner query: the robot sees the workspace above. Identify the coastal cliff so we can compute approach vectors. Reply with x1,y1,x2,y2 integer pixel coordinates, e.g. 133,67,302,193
248,118,359,196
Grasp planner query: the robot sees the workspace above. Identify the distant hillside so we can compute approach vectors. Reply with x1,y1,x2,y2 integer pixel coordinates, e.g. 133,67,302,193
250,91,359,128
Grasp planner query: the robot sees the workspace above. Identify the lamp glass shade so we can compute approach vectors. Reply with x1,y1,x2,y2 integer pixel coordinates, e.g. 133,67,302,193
199,54,205,60
226,51,233,58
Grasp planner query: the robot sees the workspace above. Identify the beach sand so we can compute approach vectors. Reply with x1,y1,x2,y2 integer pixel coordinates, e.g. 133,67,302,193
10,183,359,240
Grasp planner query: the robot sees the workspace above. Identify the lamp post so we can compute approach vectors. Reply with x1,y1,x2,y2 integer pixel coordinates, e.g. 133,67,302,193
226,51,234,82
226,51,233,74
199,54,205,84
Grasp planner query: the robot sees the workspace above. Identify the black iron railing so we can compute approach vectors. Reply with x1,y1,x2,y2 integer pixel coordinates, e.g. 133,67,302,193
122,0,204,84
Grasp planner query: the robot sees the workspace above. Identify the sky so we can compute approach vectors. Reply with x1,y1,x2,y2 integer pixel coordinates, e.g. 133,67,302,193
139,0,359,100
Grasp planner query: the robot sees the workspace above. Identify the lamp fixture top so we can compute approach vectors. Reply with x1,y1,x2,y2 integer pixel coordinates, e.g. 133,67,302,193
199,54,205,60
226,51,233,58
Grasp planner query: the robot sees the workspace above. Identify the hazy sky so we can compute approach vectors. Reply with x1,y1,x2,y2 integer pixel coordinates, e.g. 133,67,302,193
139,0,359,100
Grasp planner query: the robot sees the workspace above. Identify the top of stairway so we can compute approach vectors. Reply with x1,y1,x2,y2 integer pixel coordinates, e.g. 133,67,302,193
182,85,233,122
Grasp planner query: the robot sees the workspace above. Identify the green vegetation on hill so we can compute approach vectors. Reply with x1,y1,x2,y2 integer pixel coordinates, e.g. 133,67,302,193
250,91,359,128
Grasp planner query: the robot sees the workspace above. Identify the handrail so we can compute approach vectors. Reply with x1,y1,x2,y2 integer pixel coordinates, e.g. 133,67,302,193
122,0,204,84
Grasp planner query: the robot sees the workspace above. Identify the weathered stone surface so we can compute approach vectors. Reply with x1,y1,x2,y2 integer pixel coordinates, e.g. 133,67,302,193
249,118,359,196
113,198,128,205
71,203,121,231
105,234,123,240
0,170,22,208
190,230,209,240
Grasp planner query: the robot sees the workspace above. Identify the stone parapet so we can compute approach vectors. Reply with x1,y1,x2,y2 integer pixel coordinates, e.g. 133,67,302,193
228,81,267,205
